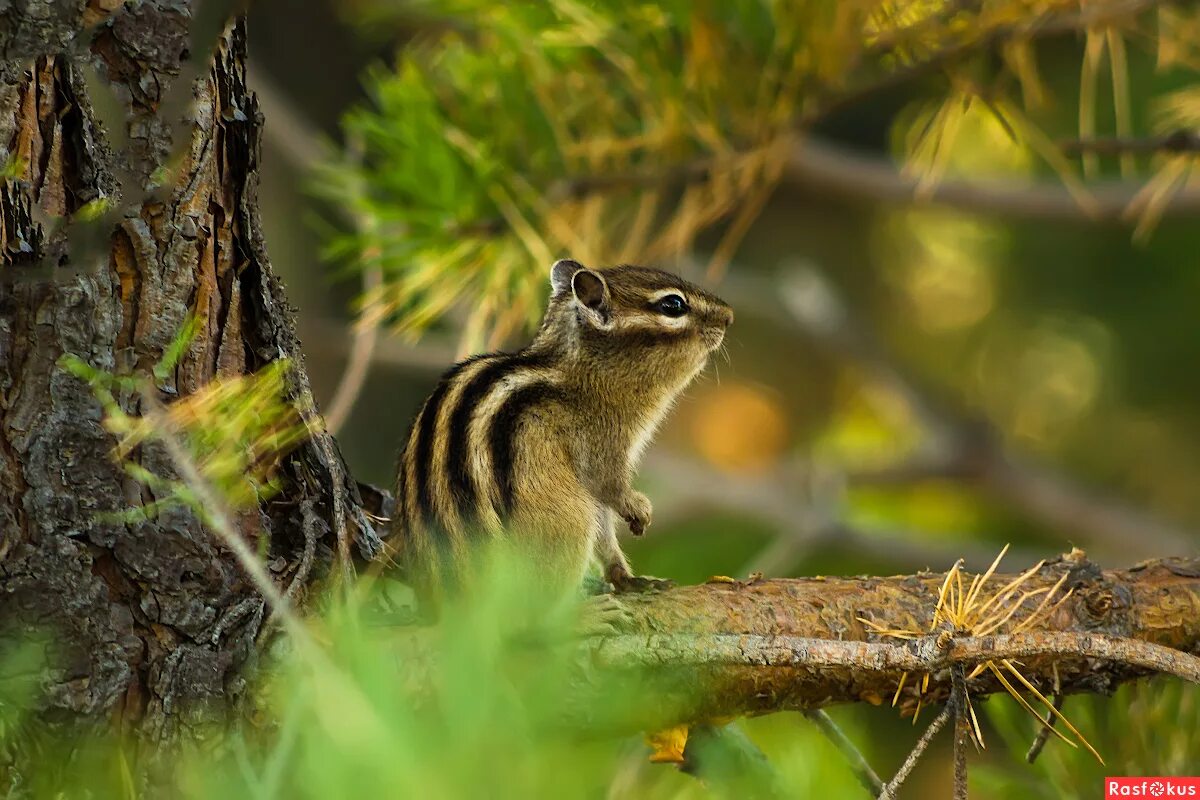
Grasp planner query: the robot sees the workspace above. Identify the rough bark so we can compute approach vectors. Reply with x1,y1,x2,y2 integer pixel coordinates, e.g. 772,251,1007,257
578,554,1200,733
0,0,378,753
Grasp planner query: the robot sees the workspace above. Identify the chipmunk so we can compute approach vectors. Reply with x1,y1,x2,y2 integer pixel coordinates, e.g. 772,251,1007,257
390,259,733,620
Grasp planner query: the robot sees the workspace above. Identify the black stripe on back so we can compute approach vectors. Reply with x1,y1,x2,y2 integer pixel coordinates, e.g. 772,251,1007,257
392,416,417,535
394,449,408,535
412,358,479,528
488,380,565,514
445,351,549,516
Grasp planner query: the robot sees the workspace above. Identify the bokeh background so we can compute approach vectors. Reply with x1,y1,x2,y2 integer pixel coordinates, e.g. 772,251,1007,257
242,0,1200,794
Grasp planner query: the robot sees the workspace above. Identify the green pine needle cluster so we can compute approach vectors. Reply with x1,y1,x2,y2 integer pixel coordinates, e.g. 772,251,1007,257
320,0,849,349
322,0,1200,349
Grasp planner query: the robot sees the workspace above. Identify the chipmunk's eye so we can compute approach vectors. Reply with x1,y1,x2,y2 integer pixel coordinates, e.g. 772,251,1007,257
654,294,688,317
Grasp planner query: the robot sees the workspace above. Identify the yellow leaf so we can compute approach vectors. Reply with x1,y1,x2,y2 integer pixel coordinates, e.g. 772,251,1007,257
645,724,690,764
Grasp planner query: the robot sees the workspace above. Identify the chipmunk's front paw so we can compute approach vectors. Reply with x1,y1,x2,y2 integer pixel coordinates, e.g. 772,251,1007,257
607,563,675,594
617,490,653,536
577,594,635,638
613,572,674,594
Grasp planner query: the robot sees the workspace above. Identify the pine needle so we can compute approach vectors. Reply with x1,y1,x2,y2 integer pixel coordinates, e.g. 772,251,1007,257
863,545,1103,763
999,658,1105,764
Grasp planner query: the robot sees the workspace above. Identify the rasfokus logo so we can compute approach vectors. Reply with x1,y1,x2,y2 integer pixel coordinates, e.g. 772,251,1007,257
1106,778,1200,798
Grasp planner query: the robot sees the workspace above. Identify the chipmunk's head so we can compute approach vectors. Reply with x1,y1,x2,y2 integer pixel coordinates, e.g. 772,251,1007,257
538,259,733,387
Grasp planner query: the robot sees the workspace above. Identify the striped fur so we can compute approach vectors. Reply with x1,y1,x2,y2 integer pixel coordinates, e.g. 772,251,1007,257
391,262,733,616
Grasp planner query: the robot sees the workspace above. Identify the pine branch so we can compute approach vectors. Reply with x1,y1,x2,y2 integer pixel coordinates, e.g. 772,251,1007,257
513,2,1192,226
572,555,1200,734
804,0,1163,127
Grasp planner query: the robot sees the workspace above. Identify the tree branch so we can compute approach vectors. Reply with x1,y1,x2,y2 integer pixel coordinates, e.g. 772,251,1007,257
572,555,1200,734
545,130,1200,231
1025,691,1064,763
877,704,952,800
782,136,1200,222
643,451,1048,574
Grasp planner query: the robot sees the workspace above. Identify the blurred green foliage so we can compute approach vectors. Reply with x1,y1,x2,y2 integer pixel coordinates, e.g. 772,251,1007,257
5,568,1195,798
980,680,1200,797
1,555,878,798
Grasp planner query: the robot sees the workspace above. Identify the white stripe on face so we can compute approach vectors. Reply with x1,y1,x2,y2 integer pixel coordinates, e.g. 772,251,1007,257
647,288,687,303
612,311,691,331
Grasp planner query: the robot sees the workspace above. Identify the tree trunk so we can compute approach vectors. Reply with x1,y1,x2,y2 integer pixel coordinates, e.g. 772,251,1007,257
0,0,378,751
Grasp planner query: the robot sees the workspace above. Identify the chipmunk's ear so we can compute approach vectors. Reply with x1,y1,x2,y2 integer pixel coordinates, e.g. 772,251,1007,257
570,268,610,320
571,268,607,308
550,259,584,298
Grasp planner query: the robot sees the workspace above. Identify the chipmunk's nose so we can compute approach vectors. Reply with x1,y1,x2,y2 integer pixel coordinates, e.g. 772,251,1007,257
717,305,734,327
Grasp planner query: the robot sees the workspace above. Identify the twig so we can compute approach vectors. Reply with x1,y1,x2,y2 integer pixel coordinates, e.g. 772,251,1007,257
951,665,971,800
245,62,330,168
802,709,884,797
300,317,459,372
322,266,383,434
1025,693,1065,763
877,704,952,800
595,632,1200,685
